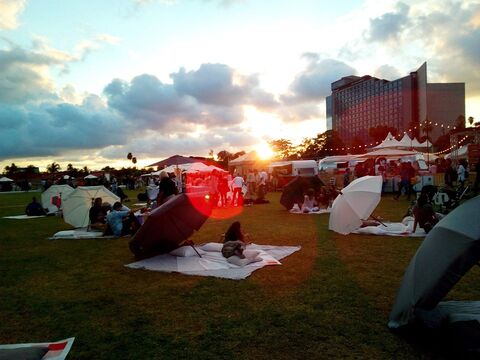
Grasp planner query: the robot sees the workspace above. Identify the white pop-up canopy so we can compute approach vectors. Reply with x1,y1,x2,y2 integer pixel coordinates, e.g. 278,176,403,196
62,186,120,228
445,144,469,160
372,132,402,149
361,148,419,158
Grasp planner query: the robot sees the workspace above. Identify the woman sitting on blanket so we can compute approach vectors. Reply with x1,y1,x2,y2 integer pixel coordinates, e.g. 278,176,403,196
301,188,319,213
222,221,261,266
412,193,441,234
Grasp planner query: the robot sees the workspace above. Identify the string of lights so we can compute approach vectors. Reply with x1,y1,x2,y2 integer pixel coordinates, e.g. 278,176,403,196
324,121,464,152
433,135,469,155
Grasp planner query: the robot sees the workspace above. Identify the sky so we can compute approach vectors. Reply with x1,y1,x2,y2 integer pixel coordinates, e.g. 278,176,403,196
0,0,479,171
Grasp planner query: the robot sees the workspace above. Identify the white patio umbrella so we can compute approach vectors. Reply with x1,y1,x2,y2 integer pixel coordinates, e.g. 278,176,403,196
41,184,75,211
62,186,119,228
328,175,383,235
0,177,14,182
84,174,98,179
389,196,480,329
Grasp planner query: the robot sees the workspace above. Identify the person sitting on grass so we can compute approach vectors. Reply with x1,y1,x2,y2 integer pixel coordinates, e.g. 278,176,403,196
301,188,319,213
105,202,141,237
221,221,261,266
89,197,108,231
25,196,46,216
412,193,441,234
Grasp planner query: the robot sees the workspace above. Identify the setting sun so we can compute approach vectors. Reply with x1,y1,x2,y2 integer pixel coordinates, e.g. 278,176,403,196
255,142,274,160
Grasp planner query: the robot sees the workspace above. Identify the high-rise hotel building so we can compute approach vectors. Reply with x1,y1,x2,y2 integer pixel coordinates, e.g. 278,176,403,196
326,63,465,146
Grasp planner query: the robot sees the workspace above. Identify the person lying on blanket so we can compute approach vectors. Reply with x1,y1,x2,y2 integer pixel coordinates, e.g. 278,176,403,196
221,221,261,266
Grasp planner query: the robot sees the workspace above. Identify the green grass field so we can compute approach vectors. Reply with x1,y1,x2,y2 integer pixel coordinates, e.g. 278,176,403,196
1,190,479,359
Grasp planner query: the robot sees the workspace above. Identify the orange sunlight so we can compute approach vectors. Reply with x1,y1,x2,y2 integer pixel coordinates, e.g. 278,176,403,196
255,142,274,160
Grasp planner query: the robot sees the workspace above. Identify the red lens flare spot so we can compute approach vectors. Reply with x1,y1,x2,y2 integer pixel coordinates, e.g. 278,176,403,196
185,171,243,220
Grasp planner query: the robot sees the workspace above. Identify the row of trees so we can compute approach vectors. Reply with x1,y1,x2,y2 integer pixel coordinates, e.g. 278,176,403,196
267,116,477,161
3,162,148,180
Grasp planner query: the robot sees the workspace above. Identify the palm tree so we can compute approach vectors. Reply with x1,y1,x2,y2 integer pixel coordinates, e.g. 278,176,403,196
4,163,18,176
46,162,60,174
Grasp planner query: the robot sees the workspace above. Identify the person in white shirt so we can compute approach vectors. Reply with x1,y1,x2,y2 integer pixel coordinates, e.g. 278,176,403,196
457,161,466,189
257,169,268,200
231,174,245,206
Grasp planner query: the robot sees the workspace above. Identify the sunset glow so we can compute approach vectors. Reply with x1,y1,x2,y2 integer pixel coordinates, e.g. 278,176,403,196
0,1,478,171
255,143,274,160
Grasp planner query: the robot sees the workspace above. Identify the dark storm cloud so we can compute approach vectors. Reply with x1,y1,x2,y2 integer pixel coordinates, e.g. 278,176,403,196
367,2,410,42
0,96,126,159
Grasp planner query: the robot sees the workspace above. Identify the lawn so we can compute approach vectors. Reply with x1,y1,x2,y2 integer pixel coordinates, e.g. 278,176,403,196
1,190,478,359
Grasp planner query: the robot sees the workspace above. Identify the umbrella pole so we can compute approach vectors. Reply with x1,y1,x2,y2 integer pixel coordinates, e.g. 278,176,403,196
183,240,202,258
370,214,387,227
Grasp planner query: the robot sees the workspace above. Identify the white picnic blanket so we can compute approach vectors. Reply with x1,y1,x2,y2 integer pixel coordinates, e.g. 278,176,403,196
0,337,74,360
289,207,331,215
125,243,301,280
2,214,46,219
50,228,111,239
352,217,426,237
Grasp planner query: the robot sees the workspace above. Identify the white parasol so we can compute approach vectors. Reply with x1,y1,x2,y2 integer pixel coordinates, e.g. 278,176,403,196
62,186,119,228
41,184,75,211
328,175,383,235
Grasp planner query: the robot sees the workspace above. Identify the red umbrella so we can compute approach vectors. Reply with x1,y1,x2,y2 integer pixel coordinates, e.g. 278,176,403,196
129,193,212,259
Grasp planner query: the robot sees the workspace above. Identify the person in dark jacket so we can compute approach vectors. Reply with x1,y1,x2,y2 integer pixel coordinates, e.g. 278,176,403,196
25,197,46,216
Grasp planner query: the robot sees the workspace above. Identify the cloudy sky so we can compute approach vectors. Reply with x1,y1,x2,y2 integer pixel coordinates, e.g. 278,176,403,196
0,0,479,171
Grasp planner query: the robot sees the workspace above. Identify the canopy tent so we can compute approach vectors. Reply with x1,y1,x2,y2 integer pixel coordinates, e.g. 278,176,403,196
389,196,480,329
420,139,433,148
207,165,227,172
148,155,203,168
41,184,75,211
397,134,414,148
0,177,14,182
361,148,419,158
445,144,469,160
228,151,273,176
422,152,439,162
185,162,212,173
150,163,193,175
62,186,120,228
228,151,260,165
372,132,402,149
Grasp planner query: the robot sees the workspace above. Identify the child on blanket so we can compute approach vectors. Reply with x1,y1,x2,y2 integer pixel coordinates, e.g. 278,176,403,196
222,221,262,266
301,188,319,213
